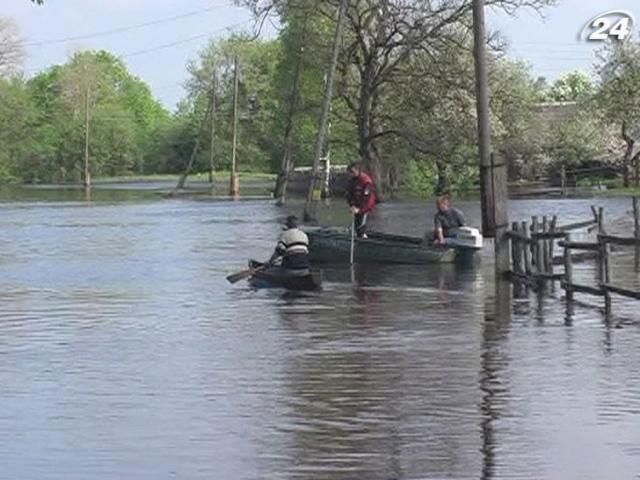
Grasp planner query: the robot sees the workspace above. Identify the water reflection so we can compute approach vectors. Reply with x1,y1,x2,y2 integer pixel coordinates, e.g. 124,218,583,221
1,193,640,479
480,281,511,480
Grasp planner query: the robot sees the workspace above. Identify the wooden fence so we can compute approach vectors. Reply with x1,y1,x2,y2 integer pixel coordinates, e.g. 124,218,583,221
506,198,640,315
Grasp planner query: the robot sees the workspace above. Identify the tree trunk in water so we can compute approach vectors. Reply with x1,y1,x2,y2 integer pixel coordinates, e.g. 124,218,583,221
84,86,91,190
436,160,450,196
623,140,633,188
357,71,385,200
275,14,308,204
176,101,212,190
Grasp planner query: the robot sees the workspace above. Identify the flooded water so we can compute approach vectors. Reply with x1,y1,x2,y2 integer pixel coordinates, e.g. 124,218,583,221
1,191,639,480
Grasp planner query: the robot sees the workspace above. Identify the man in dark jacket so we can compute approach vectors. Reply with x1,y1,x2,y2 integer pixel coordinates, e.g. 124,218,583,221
433,195,465,244
345,162,378,238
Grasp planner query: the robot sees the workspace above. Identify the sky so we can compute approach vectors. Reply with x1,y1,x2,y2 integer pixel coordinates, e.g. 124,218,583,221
3,0,640,110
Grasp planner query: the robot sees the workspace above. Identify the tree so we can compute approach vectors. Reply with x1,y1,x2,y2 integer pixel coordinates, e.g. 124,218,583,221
0,17,25,77
0,78,40,182
181,35,283,174
596,41,640,186
546,70,594,102
0,50,170,185
544,110,608,171
239,0,556,193
59,52,115,188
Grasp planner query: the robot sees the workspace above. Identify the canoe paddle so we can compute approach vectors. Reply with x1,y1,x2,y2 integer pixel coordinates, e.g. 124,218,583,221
226,264,267,284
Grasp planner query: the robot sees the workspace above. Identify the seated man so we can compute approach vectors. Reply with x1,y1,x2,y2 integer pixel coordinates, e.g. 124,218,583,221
433,195,465,244
269,215,310,270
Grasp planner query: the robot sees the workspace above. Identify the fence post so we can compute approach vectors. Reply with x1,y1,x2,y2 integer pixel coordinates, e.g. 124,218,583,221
564,232,573,303
542,216,549,276
600,235,612,315
531,216,539,272
549,216,557,277
522,221,532,276
510,222,520,275
633,197,639,271
598,206,605,235
511,222,525,296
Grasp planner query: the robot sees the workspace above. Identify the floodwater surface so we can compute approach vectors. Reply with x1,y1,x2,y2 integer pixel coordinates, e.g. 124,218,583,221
1,192,639,480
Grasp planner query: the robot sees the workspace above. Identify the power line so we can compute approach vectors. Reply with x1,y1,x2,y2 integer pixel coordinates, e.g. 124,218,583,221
24,20,253,73
120,33,210,58
24,2,237,47
120,20,251,58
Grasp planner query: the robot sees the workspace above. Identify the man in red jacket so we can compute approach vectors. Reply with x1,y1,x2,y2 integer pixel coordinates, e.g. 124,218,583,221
345,162,378,238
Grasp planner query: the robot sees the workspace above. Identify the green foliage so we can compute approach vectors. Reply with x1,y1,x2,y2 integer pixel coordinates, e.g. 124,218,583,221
491,59,542,158
168,35,284,174
544,110,608,167
596,42,640,130
0,77,40,182
544,70,595,102
0,50,169,184
4,0,623,195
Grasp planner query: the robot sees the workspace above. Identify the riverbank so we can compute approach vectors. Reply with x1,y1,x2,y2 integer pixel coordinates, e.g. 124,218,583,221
4,173,640,203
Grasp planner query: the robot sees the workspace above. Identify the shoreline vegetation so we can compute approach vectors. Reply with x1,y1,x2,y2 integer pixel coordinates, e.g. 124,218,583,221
3,2,640,199
5,173,640,202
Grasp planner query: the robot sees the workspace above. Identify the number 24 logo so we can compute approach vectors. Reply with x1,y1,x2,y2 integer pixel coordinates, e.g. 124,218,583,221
581,10,635,41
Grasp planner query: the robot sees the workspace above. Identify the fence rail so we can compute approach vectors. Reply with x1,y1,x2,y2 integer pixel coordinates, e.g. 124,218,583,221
506,197,640,315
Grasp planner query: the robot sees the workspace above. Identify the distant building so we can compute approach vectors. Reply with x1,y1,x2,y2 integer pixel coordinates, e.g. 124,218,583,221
533,101,578,123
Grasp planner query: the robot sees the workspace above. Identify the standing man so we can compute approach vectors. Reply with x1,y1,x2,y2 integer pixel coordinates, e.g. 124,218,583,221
345,162,378,238
433,195,466,244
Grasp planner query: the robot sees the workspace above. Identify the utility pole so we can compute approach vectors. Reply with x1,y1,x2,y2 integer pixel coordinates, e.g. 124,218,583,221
303,0,348,221
472,0,509,279
208,66,217,187
230,54,240,197
84,85,91,190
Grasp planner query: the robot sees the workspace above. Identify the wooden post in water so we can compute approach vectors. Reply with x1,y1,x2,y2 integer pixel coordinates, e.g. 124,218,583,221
511,222,525,297
531,216,539,271
522,221,531,276
230,54,240,197
473,0,509,279
633,197,640,271
598,206,605,235
590,205,598,226
510,222,520,274
599,235,612,314
542,216,549,276
560,165,566,197
548,216,557,290
564,232,574,303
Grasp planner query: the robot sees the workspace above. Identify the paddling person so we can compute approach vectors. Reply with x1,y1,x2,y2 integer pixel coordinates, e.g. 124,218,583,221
269,215,310,271
433,194,465,245
345,162,378,238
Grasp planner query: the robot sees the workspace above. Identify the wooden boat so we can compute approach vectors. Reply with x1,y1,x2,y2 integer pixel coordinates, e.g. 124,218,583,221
247,260,322,291
304,227,482,265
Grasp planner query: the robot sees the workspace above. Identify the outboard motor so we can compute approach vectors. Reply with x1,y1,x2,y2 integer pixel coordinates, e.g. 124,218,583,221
448,226,483,250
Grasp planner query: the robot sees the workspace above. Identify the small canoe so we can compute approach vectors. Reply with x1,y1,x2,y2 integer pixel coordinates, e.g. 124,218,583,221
247,260,322,291
304,227,482,265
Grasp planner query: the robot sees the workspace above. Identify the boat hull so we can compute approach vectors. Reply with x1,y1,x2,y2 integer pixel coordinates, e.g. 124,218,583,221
304,227,479,265
247,261,322,291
